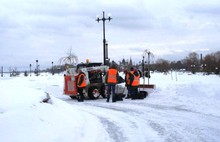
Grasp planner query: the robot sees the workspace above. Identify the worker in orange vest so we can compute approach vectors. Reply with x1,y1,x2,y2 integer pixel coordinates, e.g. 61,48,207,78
124,70,131,99
77,69,87,102
105,64,119,102
129,67,140,100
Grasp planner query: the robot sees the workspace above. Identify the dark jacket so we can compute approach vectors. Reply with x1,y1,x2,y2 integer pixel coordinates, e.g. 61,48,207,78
125,72,130,86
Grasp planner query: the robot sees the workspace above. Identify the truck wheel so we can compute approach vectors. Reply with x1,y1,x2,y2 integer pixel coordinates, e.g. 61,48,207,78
88,86,100,100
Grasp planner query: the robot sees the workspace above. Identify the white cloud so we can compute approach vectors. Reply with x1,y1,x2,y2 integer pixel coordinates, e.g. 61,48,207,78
0,0,220,70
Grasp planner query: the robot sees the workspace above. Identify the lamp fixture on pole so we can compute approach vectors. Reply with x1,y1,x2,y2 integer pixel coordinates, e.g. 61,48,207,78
96,11,112,65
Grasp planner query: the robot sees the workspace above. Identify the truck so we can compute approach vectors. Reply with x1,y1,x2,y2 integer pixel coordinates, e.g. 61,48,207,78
64,62,109,99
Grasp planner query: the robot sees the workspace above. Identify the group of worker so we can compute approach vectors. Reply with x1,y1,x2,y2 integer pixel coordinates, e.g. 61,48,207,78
76,64,141,102
105,64,141,102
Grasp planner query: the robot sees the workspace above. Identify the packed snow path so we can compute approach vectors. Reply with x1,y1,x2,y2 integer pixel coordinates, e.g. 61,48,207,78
61,97,220,142
1,73,220,142
46,73,220,142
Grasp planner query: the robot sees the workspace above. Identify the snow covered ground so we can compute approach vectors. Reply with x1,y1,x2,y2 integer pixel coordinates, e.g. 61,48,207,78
1,72,220,142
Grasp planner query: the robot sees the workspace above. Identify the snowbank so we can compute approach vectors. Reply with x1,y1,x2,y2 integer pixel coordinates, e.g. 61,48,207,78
0,76,107,142
1,72,220,142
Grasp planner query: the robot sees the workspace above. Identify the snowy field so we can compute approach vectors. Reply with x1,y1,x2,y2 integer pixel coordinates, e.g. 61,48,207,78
1,72,220,142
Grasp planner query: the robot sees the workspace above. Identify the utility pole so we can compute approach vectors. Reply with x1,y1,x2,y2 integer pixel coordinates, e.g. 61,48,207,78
96,11,112,65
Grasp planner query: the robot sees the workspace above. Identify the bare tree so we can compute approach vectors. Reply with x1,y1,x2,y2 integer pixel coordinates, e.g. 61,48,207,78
184,52,200,72
187,52,199,64
204,54,218,74
58,47,78,66
154,59,170,73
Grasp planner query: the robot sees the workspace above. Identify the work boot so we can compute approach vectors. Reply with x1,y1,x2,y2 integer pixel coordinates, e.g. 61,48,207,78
78,97,84,102
106,98,109,102
81,96,84,102
131,94,135,100
125,94,131,99
106,94,110,102
112,97,116,102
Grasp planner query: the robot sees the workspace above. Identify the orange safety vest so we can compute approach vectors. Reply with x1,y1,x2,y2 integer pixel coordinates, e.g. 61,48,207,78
77,73,86,88
107,68,118,84
130,71,139,87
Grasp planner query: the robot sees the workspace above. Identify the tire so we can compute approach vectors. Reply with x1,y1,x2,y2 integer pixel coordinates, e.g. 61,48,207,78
139,91,148,98
88,86,100,100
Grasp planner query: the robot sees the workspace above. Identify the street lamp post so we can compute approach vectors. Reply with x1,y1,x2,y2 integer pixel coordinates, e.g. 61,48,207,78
105,42,108,60
143,50,152,85
105,42,110,65
142,56,145,86
29,64,32,76
147,52,151,84
191,64,195,74
203,64,206,75
51,61,54,75
1,66,3,77
36,60,38,76
96,11,112,65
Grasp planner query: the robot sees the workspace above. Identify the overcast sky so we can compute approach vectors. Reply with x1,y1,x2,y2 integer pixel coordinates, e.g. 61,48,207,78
1,0,220,70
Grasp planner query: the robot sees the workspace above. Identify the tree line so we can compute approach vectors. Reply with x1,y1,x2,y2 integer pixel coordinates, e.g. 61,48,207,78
148,51,220,74
1,50,220,77
45,50,220,75
117,51,220,75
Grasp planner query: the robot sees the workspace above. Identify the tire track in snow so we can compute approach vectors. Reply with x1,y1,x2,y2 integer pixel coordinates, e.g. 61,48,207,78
60,100,127,142
63,100,129,142
69,101,153,142
71,101,173,141
86,101,220,142
75,104,134,142
81,102,163,141
95,115,127,142
90,103,168,141
60,98,220,142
